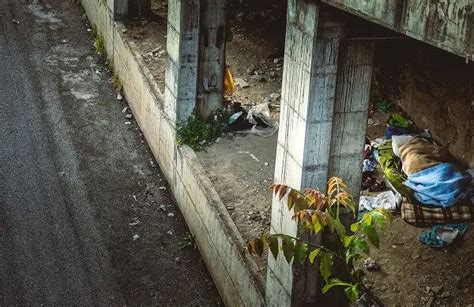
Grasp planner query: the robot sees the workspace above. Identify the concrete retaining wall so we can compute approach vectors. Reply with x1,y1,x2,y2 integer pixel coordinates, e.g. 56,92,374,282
79,1,265,305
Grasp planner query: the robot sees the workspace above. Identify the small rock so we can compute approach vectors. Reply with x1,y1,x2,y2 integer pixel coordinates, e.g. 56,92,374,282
175,257,181,263
58,171,66,177
411,253,421,260
226,206,235,210
167,212,175,217
125,121,131,125
87,28,92,32
159,205,167,211
167,229,174,235
62,39,68,43
125,114,133,119
234,78,250,88
132,234,140,241
425,296,435,307
215,137,222,144
270,93,281,101
159,186,167,190
12,19,20,24
117,94,123,101
264,162,269,166
439,291,451,298
129,218,140,227
273,58,281,64
121,107,129,113
363,258,380,271
122,29,127,33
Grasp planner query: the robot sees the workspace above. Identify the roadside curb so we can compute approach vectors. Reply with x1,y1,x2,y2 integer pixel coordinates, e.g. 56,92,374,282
79,1,266,305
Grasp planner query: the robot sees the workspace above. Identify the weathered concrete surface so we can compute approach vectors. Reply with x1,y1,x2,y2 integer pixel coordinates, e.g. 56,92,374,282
80,0,266,305
267,0,374,305
197,0,227,118
322,0,473,60
165,0,200,124
372,40,474,167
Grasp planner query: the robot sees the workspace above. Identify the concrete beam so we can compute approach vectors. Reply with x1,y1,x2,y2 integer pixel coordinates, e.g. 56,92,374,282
164,0,200,124
266,0,374,305
197,0,226,119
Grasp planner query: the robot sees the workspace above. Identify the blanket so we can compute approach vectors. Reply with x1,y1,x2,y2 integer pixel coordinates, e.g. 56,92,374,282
399,138,452,175
404,163,472,207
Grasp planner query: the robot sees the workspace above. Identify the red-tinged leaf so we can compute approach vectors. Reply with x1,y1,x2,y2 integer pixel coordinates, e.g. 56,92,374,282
271,184,290,200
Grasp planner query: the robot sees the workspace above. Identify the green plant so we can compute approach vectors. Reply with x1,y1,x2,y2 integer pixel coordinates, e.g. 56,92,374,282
375,99,394,113
91,24,98,39
177,110,230,151
95,34,106,58
178,232,195,250
247,177,392,304
89,24,106,58
112,73,123,93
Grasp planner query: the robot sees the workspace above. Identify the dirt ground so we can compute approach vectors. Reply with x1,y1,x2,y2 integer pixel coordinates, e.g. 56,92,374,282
3,0,220,305
126,1,474,306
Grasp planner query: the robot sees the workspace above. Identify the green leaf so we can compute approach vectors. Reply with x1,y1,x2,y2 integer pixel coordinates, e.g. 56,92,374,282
308,248,320,264
363,224,380,248
353,237,370,254
268,236,279,259
293,240,308,264
319,251,333,282
344,284,360,303
334,219,346,240
282,236,295,263
325,213,335,232
343,235,353,248
350,222,360,233
322,279,353,294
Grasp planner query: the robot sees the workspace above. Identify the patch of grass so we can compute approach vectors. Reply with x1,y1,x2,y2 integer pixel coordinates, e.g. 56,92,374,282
95,34,106,58
177,109,230,151
91,24,98,39
178,232,195,250
90,24,106,58
112,73,123,93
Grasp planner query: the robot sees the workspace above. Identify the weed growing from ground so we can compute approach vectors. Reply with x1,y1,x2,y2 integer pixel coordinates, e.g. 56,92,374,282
177,109,231,151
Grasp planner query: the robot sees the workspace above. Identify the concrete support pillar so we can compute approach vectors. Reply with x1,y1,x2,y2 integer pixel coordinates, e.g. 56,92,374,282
108,0,127,20
109,0,150,20
197,0,226,119
164,0,200,124
266,0,374,305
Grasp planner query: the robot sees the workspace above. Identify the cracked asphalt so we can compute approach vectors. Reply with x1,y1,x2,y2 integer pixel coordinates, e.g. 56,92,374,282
0,0,220,305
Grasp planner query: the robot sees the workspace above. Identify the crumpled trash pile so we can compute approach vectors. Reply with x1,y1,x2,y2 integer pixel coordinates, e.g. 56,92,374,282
360,113,473,248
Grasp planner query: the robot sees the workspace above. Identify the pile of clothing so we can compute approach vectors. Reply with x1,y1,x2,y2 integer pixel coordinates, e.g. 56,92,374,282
362,114,473,248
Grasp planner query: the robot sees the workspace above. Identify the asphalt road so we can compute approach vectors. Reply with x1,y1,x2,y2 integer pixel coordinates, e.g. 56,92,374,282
0,1,219,305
